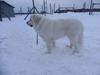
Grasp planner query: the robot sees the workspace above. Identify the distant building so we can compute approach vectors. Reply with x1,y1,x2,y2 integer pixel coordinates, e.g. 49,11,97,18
0,1,15,21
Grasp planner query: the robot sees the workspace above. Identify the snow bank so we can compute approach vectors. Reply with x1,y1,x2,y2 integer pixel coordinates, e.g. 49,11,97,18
0,13,100,75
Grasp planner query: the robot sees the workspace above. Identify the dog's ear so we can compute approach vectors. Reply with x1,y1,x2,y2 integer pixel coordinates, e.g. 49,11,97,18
33,14,41,25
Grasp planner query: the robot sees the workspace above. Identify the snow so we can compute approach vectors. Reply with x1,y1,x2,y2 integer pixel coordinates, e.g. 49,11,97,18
0,13,100,75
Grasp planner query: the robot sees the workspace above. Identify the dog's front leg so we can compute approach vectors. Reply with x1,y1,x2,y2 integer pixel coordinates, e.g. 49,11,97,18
45,39,54,54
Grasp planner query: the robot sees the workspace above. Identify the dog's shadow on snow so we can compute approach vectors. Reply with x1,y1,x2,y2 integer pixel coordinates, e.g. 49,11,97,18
52,46,73,55
35,44,73,55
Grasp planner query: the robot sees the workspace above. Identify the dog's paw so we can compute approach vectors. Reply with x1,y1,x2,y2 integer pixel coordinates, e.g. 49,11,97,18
72,50,79,55
45,51,52,54
66,45,73,49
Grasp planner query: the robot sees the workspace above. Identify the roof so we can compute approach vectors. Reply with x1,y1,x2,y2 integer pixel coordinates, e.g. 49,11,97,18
0,1,14,8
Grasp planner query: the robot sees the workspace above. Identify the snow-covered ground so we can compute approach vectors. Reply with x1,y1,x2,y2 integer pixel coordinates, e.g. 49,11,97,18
0,13,100,75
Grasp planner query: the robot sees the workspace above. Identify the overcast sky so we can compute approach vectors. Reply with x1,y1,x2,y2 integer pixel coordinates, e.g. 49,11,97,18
4,0,100,12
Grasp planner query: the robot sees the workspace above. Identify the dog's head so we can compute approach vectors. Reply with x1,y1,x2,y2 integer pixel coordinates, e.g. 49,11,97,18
26,14,42,28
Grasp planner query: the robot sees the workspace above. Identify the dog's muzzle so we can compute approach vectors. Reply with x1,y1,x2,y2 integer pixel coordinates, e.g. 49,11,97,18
26,22,33,27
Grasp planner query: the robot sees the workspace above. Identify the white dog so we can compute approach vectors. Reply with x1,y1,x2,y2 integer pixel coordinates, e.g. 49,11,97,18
27,14,84,54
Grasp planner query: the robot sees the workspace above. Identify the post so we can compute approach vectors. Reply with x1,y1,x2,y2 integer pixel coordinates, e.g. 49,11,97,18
50,3,52,14
27,7,31,13
42,5,43,12
0,2,2,21
0,14,2,21
73,4,75,10
54,3,55,13
83,2,86,9
32,0,35,13
89,0,93,15
19,7,22,14
58,4,60,9
45,0,47,13
43,0,46,15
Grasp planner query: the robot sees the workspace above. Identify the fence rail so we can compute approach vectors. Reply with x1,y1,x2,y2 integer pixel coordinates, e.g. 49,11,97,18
55,8,100,13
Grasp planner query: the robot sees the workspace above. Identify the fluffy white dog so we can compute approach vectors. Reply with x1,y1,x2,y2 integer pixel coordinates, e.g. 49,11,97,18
27,14,84,54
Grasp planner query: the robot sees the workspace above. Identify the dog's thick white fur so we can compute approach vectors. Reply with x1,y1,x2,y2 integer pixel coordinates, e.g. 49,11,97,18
27,14,84,53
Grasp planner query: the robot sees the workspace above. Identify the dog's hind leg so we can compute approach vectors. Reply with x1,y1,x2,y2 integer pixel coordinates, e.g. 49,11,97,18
66,42,73,48
72,36,80,54
68,34,79,53
73,31,83,53
78,31,83,49
67,35,74,49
